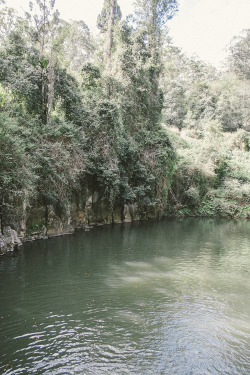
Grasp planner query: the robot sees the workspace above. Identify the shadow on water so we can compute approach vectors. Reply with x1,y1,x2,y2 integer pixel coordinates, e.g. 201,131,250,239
0,218,250,374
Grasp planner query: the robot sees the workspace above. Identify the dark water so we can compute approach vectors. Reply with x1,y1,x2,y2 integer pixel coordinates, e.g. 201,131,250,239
0,218,250,375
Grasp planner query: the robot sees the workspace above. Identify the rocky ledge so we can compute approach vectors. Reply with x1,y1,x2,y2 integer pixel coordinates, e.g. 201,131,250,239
0,226,22,255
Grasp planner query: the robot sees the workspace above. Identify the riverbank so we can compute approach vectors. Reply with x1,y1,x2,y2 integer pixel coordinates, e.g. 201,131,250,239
0,199,164,255
1,210,249,256
1,124,249,256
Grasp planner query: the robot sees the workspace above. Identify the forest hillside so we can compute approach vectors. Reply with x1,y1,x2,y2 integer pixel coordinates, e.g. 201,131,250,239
0,0,249,252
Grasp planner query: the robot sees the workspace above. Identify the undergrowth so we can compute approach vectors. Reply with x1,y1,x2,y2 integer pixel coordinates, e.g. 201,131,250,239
165,121,250,218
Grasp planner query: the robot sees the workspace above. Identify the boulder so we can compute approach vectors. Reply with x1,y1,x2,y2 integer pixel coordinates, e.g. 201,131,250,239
0,226,22,255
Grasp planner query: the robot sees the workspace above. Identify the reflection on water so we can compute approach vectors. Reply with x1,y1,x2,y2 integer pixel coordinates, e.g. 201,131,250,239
0,218,250,374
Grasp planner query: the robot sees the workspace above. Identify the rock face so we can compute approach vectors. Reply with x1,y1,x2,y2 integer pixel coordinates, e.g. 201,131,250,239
21,188,165,240
0,226,22,255
0,189,165,255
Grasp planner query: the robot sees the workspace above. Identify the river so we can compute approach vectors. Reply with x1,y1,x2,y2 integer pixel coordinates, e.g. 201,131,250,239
0,218,250,374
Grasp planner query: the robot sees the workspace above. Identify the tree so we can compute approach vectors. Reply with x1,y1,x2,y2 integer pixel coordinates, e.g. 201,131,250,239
97,0,121,33
0,5,19,46
0,0,177,232
111,20,164,131
135,0,178,62
228,30,250,130
161,40,188,128
61,20,95,73
0,30,42,116
97,0,122,70
229,29,250,81
26,0,60,124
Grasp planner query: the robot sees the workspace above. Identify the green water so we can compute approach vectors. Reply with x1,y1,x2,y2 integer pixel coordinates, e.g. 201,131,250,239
0,218,250,374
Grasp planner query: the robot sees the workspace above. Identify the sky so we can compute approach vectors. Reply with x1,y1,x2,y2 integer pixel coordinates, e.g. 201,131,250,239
3,0,250,69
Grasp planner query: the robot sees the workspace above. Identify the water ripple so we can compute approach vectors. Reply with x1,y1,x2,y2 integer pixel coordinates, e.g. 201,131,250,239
0,219,250,374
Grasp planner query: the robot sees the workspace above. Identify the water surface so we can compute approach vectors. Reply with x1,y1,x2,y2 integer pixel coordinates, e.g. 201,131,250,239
0,218,250,374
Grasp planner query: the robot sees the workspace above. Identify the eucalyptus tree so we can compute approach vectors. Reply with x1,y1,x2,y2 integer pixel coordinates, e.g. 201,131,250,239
161,39,188,128
0,5,20,46
97,0,122,70
228,29,250,129
0,29,42,116
135,0,178,63
26,0,60,124
118,0,179,130
61,20,95,74
229,29,250,81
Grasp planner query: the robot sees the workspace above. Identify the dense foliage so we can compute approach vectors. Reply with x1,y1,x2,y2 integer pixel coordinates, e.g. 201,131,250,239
0,0,249,234
161,37,250,218
0,0,176,231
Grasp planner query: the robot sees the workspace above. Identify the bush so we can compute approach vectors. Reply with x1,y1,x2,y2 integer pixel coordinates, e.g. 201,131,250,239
184,187,200,207
0,113,37,227
166,125,250,218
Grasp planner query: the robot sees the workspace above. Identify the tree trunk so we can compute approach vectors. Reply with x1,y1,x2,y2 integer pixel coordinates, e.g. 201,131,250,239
41,68,47,124
105,0,115,71
20,189,28,236
40,0,48,124
47,51,55,125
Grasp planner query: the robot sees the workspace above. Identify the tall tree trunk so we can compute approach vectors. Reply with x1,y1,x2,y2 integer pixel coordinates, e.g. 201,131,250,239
41,68,47,123
47,51,55,124
105,0,115,71
40,0,46,123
